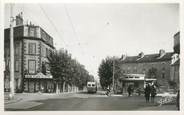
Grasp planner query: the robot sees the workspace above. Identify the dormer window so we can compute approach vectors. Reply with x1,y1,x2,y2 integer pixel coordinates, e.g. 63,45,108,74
120,54,126,61
137,52,144,60
157,49,166,59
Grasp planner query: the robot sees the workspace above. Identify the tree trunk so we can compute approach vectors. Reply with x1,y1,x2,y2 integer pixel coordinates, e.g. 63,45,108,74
63,81,65,92
71,84,74,92
56,82,59,94
67,84,70,92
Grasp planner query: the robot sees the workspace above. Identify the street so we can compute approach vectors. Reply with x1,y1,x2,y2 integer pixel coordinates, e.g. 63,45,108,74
5,91,178,111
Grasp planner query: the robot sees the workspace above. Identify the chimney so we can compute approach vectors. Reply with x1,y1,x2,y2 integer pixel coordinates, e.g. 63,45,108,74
120,54,126,61
159,49,165,57
138,52,144,58
16,12,23,26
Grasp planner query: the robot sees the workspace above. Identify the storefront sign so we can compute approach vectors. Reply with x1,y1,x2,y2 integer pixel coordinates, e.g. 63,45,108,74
25,73,53,79
121,74,145,81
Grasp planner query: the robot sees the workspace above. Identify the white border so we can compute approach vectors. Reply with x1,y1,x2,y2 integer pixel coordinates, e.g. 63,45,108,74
0,0,183,115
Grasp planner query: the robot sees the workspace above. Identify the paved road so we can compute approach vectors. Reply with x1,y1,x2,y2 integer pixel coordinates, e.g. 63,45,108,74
5,91,178,111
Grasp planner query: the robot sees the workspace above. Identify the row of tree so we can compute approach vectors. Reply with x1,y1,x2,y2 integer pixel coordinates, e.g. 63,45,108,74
48,48,94,93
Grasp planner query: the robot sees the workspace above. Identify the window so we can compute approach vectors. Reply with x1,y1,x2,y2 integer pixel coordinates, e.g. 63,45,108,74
15,43,19,56
162,73,165,79
15,60,19,72
142,69,146,74
24,26,28,36
133,67,137,73
28,60,36,74
28,43,36,54
29,27,35,37
46,48,48,57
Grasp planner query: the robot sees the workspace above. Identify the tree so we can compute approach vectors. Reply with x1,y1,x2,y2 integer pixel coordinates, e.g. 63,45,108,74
98,57,114,89
48,48,92,92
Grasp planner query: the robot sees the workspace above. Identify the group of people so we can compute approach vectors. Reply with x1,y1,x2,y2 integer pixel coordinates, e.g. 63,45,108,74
144,82,157,103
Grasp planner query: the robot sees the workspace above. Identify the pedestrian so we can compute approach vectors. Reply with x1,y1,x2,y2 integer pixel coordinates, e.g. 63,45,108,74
106,87,111,96
150,84,157,103
136,88,141,96
127,85,132,96
144,83,151,102
176,89,180,110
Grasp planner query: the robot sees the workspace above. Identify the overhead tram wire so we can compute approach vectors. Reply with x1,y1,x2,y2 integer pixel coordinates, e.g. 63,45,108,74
64,4,86,55
21,4,39,26
38,4,68,48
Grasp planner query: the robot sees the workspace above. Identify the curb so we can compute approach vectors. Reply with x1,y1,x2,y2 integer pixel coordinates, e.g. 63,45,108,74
5,98,23,105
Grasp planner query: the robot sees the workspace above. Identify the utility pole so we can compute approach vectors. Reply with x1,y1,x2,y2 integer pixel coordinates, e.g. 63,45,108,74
9,4,15,99
112,57,115,94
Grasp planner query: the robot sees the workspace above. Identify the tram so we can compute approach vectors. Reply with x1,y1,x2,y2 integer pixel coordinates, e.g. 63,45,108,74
87,82,97,93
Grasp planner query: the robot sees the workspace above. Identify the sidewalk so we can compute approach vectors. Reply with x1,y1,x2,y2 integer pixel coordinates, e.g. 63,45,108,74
137,104,178,111
4,92,80,110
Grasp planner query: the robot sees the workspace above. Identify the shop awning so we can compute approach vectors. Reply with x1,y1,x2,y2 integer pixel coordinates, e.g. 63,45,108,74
25,72,53,79
145,78,157,81
120,74,145,81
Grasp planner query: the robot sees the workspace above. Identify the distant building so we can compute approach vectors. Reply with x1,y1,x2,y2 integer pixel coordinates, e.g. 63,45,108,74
117,50,173,93
170,32,180,89
4,14,55,93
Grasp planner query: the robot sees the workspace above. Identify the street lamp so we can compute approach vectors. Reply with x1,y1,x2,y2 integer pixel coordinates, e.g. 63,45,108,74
112,57,115,94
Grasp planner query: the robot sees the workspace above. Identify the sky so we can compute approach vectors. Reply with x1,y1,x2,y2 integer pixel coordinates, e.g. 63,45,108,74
4,3,179,80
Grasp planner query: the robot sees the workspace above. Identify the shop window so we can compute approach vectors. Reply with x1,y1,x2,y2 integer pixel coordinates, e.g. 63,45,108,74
28,43,36,54
28,60,36,74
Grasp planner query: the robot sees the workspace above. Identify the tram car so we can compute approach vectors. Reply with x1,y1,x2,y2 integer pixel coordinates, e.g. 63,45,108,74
87,82,97,93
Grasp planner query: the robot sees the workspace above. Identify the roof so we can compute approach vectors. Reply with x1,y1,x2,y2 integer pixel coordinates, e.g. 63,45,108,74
171,59,180,66
4,25,55,49
120,52,173,63
174,31,180,38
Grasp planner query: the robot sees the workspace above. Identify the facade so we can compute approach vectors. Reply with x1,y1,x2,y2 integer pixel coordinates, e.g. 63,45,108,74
4,14,55,93
117,50,173,93
170,32,180,89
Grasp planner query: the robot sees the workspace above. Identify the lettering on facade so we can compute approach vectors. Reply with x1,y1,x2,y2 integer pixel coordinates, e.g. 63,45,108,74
25,72,53,79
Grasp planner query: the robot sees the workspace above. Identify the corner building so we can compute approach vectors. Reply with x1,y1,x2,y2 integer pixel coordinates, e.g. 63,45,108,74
4,17,55,93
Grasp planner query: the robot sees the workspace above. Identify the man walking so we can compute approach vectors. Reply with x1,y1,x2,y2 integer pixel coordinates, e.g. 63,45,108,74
150,84,157,103
127,85,132,97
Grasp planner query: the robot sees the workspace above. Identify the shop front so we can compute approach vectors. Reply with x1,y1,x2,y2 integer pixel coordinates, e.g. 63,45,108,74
24,72,54,93
120,74,145,94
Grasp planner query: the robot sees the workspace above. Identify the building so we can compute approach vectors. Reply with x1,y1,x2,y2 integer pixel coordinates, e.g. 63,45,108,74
116,50,173,93
4,14,55,93
170,32,180,89
173,32,180,54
